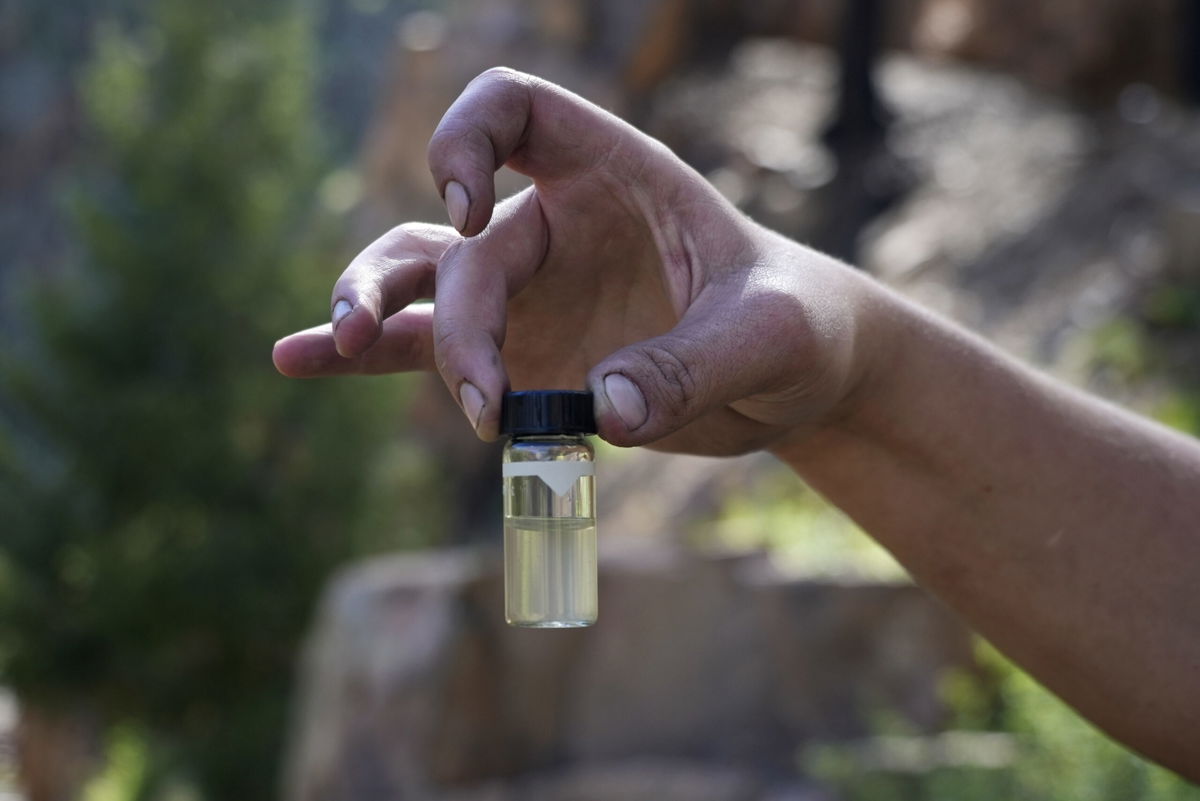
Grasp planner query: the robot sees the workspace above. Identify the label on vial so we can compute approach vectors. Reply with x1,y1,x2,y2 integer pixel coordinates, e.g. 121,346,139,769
502,461,594,496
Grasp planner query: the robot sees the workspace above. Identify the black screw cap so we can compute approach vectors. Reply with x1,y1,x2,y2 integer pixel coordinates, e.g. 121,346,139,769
500,390,596,437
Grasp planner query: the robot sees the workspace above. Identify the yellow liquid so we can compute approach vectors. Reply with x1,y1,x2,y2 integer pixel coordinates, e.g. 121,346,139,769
504,516,597,628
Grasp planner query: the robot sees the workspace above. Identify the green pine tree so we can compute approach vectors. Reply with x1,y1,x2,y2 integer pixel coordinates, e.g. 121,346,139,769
0,2,443,796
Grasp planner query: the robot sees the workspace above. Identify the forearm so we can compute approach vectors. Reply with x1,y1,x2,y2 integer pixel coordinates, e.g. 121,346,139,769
774,274,1200,778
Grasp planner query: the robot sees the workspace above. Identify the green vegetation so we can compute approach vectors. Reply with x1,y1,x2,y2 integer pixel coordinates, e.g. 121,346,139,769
0,2,443,797
696,464,906,582
1089,273,1200,437
803,642,1199,800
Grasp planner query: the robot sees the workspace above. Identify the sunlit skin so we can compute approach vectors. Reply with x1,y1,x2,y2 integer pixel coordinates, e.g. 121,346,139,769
274,68,1200,779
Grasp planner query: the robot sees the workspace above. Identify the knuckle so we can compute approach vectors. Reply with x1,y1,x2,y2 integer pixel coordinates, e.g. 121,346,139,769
477,65,515,83
382,223,457,267
432,315,479,358
382,222,422,251
432,325,461,373
390,221,426,240
430,67,538,181
475,65,526,89
387,222,449,253
425,128,460,172
431,324,493,380
640,343,698,413
427,121,496,174
436,239,469,277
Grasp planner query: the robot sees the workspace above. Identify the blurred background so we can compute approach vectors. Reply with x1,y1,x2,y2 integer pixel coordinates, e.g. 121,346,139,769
2,0,1200,799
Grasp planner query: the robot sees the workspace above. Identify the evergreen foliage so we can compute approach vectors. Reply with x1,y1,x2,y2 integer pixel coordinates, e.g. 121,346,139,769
0,2,433,795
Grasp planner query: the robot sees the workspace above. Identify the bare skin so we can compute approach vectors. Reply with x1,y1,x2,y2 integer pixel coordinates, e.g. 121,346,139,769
273,68,1200,779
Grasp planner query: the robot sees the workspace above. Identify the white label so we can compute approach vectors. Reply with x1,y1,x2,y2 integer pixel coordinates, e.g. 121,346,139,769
503,461,595,496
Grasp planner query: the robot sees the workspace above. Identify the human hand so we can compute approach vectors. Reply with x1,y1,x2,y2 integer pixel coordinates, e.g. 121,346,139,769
273,68,875,456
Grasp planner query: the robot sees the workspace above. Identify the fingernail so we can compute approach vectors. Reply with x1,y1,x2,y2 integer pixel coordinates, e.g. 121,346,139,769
444,180,469,232
332,299,353,330
459,382,485,431
604,373,647,430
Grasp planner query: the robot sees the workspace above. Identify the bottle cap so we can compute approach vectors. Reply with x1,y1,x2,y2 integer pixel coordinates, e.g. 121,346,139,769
500,390,596,436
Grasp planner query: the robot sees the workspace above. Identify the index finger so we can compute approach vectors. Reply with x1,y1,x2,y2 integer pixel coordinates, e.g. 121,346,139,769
433,188,548,440
426,67,638,237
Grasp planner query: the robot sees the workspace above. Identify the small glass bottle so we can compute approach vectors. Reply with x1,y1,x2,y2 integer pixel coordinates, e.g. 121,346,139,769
500,390,597,628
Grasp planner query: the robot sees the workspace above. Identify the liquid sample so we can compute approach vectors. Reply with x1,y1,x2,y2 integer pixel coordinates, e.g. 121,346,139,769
504,516,597,627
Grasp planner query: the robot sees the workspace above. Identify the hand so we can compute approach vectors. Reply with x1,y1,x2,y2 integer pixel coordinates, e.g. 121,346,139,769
273,68,873,456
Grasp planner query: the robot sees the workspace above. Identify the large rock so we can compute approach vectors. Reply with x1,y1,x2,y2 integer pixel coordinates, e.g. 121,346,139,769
284,546,971,801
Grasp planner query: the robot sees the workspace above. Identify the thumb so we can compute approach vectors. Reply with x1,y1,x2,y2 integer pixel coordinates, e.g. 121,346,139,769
587,299,776,447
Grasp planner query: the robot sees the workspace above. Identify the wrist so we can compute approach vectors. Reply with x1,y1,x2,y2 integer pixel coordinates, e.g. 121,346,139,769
767,263,911,467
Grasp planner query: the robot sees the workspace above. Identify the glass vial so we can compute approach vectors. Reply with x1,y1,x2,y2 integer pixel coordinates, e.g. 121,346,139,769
500,390,597,628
